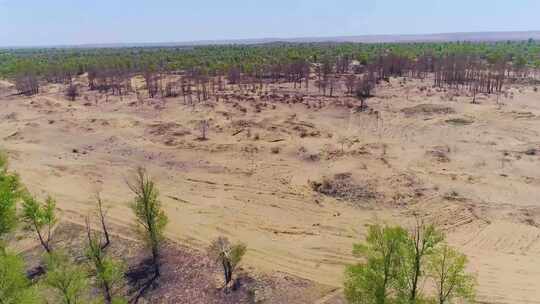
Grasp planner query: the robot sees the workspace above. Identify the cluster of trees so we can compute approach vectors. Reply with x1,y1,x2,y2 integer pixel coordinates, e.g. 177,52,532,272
432,55,506,102
345,220,476,304
14,72,40,96
88,65,133,95
52,51,518,108
0,152,246,303
3,40,540,101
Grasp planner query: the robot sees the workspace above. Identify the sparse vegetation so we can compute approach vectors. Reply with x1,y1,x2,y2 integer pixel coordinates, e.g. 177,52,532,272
309,173,377,203
3,39,540,106
0,34,538,304
0,151,263,303
401,104,455,116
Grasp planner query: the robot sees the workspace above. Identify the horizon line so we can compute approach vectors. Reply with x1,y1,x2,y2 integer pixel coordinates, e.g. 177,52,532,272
3,30,540,49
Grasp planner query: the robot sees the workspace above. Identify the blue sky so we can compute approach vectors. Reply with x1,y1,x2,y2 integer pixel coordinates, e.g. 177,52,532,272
1,0,540,46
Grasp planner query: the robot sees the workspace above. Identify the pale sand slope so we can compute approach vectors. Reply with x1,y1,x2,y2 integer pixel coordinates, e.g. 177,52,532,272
1,79,539,303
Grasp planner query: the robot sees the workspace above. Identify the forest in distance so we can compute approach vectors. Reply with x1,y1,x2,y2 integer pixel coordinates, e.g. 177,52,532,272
3,40,540,107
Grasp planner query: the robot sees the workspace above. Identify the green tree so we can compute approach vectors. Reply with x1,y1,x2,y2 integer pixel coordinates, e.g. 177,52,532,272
0,251,41,304
0,152,41,304
208,236,247,290
42,251,89,304
21,195,57,253
128,167,168,276
344,224,408,304
428,245,476,304
400,219,444,303
85,219,126,304
0,152,23,247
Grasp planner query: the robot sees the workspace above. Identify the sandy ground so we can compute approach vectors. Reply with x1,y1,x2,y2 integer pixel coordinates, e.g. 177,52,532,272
1,78,540,303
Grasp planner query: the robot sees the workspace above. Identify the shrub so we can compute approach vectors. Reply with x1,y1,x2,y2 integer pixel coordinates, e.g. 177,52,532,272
208,236,247,290
270,146,281,154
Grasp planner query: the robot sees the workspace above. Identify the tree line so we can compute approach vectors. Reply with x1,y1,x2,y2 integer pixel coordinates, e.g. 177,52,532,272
2,40,540,99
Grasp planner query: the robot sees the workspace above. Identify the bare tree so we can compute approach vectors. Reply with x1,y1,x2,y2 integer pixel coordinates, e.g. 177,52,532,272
95,193,111,250
198,119,209,141
143,68,159,98
227,66,241,86
345,75,357,95
65,83,79,101
355,76,374,111
164,81,179,98
15,73,39,96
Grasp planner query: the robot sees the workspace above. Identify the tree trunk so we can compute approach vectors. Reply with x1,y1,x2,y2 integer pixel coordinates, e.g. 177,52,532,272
35,222,51,253
222,259,232,285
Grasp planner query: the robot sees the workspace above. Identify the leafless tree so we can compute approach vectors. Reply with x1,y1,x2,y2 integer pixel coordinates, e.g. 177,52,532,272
227,66,241,85
143,68,159,98
65,83,79,101
95,193,111,249
345,74,356,95
198,119,209,140
15,73,39,96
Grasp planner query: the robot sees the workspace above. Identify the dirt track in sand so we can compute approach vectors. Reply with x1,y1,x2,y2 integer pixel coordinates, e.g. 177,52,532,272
1,78,540,303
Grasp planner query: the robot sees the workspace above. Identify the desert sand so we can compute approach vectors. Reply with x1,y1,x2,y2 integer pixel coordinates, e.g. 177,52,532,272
1,77,539,303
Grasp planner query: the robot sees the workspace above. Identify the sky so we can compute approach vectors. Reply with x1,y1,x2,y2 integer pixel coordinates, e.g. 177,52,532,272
1,0,540,47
